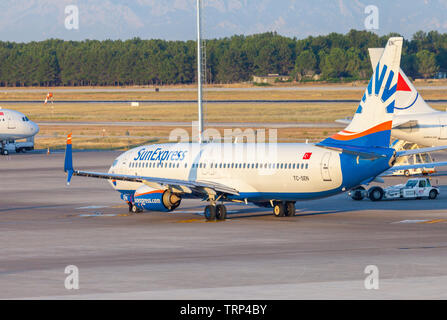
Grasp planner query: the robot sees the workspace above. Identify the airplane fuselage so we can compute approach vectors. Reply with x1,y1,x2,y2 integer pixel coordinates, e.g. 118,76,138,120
107,142,394,203
392,112,447,147
0,109,39,141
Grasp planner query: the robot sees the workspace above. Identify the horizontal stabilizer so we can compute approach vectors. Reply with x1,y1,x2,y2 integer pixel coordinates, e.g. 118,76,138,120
316,142,388,159
392,119,418,129
335,118,418,130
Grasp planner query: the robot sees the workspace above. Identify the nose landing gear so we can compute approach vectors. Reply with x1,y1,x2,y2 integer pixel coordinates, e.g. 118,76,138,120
128,202,143,214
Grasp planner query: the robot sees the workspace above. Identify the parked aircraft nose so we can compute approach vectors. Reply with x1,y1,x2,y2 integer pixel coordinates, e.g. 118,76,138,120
29,121,39,135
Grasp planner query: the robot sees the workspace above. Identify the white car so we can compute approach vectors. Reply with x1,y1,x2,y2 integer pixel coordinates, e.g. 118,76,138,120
349,178,439,201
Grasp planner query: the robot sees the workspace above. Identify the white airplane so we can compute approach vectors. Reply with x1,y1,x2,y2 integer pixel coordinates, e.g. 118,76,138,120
0,108,39,155
339,47,447,148
63,37,447,219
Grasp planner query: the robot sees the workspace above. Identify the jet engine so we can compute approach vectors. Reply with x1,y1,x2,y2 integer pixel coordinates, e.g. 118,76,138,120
133,185,181,212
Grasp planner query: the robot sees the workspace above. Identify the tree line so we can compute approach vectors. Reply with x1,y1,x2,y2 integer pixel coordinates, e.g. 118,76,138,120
0,29,445,87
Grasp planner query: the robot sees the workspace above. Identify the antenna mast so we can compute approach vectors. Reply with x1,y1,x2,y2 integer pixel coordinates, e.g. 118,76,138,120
196,0,204,143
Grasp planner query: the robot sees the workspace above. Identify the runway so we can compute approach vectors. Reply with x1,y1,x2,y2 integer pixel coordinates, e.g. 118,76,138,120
2,85,447,92
36,121,344,128
1,151,447,299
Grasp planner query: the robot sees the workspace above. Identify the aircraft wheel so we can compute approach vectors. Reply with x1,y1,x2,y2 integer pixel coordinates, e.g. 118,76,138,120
273,202,285,217
404,170,410,177
2,149,8,155
131,204,142,213
429,190,438,200
351,186,366,200
216,204,227,220
285,202,296,216
368,187,384,201
204,205,216,221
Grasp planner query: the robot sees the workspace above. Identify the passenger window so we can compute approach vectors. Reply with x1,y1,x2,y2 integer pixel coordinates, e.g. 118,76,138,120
301,163,304,169
305,163,308,169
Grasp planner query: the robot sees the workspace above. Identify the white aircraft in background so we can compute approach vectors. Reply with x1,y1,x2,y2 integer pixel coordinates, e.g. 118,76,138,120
63,38,447,219
338,47,447,148
0,108,39,155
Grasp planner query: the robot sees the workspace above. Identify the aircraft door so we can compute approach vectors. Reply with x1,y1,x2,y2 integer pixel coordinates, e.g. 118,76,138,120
320,152,332,181
7,115,15,129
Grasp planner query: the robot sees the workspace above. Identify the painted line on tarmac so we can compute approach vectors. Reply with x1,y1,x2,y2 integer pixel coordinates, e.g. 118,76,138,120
392,219,447,224
76,205,109,210
392,219,429,224
78,212,131,217
421,219,447,224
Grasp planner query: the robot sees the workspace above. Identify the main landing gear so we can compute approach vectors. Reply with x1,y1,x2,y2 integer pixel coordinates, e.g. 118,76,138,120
204,204,227,221
273,201,296,217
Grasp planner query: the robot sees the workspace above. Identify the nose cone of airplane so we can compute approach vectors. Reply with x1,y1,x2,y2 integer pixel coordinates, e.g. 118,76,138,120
30,121,39,135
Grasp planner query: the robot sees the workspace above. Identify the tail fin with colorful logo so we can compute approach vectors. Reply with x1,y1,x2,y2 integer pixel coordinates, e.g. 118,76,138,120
368,47,435,115
319,37,403,149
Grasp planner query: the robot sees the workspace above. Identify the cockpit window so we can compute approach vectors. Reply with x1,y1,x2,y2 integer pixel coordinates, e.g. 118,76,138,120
21,117,29,122
112,160,118,167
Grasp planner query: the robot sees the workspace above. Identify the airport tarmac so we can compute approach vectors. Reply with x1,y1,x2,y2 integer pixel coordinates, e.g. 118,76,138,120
1,151,447,299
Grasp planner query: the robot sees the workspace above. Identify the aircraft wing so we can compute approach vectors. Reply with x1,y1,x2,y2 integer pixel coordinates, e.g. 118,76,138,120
335,117,352,125
336,117,417,129
380,161,447,176
64,135,239,197
396,146,447,157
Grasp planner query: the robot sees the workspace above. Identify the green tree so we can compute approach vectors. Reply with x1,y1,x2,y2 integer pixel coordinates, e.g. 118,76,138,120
320,47,348,79
294,50,317,78
416,50,439,78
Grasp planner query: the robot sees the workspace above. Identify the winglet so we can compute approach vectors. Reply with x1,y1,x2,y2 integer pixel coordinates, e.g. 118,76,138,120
64,133,74,185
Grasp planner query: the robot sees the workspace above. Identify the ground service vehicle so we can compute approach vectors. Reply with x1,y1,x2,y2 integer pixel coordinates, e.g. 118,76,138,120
349,178,439,201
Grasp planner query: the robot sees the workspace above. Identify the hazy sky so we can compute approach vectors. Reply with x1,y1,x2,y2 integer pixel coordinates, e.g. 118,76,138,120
0,0,446,42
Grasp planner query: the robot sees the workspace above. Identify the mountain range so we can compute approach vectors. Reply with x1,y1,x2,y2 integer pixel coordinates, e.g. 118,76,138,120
0,0,446,42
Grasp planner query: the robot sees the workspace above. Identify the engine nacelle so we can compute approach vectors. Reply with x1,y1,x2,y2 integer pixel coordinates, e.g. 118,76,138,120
133,185,181,212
